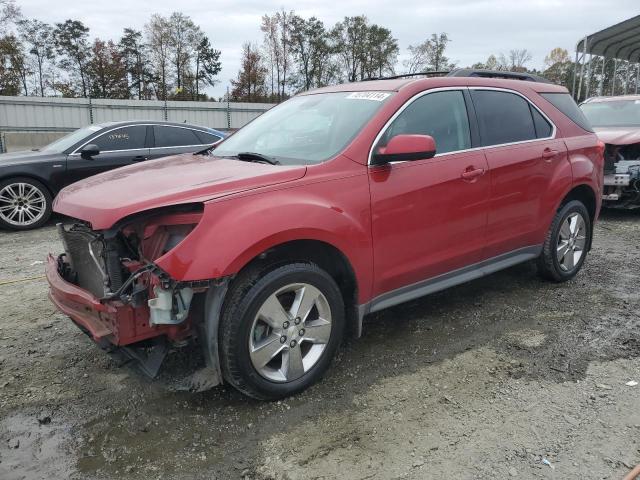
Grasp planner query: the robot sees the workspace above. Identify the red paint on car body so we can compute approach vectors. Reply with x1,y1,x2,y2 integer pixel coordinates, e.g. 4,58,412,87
47,76,603,350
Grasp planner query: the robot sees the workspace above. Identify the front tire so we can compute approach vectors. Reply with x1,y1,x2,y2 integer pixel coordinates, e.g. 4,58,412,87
0,177,52,230
219,262,345,400
537,200,591,282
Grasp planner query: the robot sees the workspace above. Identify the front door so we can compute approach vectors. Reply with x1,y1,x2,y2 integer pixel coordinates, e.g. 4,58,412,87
369,89,490,298
65,125,150,187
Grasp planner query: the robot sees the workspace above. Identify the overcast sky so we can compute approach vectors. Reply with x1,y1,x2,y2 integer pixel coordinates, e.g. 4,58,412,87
18,0,640,98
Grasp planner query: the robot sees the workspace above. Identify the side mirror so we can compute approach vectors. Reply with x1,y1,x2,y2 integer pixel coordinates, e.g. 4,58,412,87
80,144,100,159
371,134,436,165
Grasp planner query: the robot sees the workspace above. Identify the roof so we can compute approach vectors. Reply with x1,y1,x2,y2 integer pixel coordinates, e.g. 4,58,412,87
303,76,567,96
576,15,640,61
582,94,640,103
447,68,552,84
92,120,225,135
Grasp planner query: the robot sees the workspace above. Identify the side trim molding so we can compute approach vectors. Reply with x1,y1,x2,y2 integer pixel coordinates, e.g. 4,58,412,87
356,245,542,336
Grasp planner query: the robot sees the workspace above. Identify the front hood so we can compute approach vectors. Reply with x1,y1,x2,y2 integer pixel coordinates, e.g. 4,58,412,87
0,149,63,166
593,127,640,145
54,154,307,229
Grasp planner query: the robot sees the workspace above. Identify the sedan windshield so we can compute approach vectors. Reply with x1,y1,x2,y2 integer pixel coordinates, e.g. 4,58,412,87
214,91,394,164
40,124,105,153
581,99,640,128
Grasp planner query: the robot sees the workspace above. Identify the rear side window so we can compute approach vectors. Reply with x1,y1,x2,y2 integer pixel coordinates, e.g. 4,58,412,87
541,93,594,132
471,90,537,146
531,107,553,138
377,90,471,155
153,126,202,148
92,125,147,152
194,130,222,144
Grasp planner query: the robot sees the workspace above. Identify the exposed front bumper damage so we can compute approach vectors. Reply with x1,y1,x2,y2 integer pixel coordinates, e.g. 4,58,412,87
46,208,222,385
602,144,640,208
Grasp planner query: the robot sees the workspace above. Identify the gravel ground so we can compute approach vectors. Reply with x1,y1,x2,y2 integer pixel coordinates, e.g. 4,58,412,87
0,211,639,480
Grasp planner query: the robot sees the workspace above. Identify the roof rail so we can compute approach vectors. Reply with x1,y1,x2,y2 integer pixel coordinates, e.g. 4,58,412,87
365,71,450,81
446,68,552,84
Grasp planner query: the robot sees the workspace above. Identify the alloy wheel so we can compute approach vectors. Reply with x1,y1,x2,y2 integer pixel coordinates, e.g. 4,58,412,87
249,283,332,383
556,212,587,272
0,182,47,227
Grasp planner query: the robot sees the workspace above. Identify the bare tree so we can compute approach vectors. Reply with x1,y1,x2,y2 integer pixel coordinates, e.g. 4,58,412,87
260,11,293,101
145,14,172,100
260,14,278,98
498,49,532,72
404,33,453,73
18,19,54,96
168,12,198,95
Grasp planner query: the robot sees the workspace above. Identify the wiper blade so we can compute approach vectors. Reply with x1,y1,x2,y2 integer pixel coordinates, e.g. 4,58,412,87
236,152,280,165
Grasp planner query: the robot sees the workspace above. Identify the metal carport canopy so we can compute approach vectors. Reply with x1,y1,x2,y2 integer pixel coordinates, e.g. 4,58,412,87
576,14,640,61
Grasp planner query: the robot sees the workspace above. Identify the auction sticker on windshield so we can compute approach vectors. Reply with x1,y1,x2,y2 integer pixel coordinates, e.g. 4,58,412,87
346,92,391,101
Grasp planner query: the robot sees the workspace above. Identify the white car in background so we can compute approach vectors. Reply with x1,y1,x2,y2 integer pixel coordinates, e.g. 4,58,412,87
581,95,640,208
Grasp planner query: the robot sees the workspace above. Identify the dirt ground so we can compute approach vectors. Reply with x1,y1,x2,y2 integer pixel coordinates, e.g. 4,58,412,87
0,211,639,480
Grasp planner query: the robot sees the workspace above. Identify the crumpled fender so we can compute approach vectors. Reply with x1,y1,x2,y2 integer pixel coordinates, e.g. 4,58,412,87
154,173,374,304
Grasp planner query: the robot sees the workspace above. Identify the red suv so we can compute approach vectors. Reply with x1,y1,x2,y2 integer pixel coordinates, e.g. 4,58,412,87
46,71,603,399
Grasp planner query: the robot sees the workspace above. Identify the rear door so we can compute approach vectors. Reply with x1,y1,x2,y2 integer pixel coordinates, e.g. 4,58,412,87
64,125,150,187
368,88,490,297
148,125,212,160
470,88,567,258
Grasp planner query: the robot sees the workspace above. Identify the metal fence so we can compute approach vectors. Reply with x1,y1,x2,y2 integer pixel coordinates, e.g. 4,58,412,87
0,95,275,133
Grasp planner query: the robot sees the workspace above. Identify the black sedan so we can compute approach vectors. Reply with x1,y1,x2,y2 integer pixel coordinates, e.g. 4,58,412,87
0,121,225,230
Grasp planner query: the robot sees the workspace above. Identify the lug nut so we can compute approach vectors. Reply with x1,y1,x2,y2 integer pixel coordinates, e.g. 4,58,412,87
299,329,305,336
294,317,301,325
283,321,290,329
280,335,287,344
290,340,297,348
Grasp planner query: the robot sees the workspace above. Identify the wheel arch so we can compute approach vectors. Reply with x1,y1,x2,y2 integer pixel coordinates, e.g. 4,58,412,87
229,238,361,338
198,238,361,388
557,183,597,250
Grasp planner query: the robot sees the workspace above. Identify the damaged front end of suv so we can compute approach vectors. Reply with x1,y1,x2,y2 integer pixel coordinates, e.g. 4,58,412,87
601,142,640,207
47,204,216,381
46,151,308,387
581,95,640,208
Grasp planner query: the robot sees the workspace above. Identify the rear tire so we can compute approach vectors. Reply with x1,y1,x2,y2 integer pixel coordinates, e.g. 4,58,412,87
219,262,345,400
0,177,52,231
537,200,591,282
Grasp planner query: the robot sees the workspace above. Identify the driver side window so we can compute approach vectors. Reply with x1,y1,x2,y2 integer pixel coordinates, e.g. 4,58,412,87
377,90,471,155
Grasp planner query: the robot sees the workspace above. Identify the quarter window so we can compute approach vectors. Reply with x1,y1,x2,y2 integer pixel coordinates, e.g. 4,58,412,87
91,126,147,152
544,93,594,132
531,106,553,138
376,90,471,155
194,130,222,144
471,90,538,146
153,126,202,148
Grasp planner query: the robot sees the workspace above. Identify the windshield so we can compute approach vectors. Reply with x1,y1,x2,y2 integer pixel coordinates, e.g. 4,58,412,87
580,99,640,128
214,91,394,164
40,124,105,153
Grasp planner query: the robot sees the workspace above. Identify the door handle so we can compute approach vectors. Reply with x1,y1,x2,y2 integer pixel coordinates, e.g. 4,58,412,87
542,148,558,161
132,155,148,162
461,167,485,180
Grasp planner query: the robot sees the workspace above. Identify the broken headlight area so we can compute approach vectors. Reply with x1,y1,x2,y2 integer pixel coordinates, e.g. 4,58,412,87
55,204,208,343
603,143,640,207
